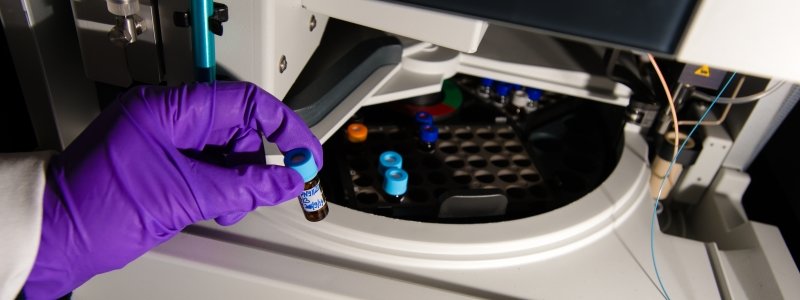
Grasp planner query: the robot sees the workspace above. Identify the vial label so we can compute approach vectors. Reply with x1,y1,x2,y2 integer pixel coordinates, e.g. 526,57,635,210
299,182,326,212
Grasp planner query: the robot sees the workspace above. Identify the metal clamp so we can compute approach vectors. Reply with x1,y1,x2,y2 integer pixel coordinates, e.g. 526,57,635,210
108,14,145,47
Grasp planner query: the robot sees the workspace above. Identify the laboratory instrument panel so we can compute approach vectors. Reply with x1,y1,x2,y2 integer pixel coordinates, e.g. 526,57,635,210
2,0,798,298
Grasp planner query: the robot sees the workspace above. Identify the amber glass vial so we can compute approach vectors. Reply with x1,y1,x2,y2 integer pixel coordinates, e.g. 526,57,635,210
284,148,329,222
299,175,329,221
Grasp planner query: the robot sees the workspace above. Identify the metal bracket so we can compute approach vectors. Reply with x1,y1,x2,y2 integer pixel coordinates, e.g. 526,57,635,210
174,2,228,36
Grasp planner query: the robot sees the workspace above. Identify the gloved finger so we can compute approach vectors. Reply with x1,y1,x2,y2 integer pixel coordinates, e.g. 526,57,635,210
235,82,323,170
176,129,265,167
224,128,266,166
125,82,323,170
214,212,248,226
230,128,263,152
188,159,304,222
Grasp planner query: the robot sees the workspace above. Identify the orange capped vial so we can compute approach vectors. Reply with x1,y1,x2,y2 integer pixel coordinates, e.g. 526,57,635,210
346,123,368,143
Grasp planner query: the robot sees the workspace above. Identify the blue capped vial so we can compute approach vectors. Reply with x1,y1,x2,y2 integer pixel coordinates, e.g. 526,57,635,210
284,148,328,222
378,151,403,176
419,124,438,153
383,167,408,202
477,78,494,98
495,84,511,105
415,111,434,126
527,88,543,109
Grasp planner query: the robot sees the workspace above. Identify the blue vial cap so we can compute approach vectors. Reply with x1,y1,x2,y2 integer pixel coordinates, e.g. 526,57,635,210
496,84,511,96
480,78,494,86
283,148,318,182
383,167,408,196
527,88,543,101
415,111,433,125
420,124,438,143
511,83,522,91
378,151,403,174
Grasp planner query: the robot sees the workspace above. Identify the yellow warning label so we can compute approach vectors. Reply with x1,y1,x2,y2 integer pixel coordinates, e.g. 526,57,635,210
694,65,711,77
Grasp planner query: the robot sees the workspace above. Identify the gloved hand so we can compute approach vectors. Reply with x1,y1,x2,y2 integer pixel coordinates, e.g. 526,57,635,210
23,82,322,299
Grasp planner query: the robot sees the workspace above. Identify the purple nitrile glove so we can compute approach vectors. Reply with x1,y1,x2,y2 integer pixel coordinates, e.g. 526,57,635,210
23,81,323,299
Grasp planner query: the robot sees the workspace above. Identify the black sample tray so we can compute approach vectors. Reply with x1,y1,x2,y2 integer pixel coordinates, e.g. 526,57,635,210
330,123,554,222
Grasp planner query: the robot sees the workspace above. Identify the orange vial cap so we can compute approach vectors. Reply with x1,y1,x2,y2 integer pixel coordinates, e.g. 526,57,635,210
347,123,368,143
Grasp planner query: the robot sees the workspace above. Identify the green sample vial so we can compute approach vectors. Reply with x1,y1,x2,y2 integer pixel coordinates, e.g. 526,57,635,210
284,148,329,222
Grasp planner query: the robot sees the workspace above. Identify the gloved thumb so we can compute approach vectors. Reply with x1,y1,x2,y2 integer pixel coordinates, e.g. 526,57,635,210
214,212,247,226
187,160,305,223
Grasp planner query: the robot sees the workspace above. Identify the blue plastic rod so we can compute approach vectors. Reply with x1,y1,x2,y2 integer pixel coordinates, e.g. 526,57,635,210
190,0,215,82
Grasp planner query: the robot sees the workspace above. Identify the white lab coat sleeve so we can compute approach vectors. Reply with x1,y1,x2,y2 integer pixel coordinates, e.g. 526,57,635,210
0,151,52,300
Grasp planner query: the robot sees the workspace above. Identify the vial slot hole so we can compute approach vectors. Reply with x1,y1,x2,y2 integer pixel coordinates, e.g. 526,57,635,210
356,192,378,204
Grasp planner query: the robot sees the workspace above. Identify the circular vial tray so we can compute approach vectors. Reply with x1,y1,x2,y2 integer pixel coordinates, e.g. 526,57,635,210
339,123,554,222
